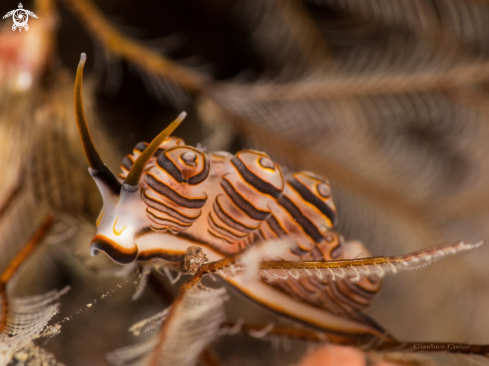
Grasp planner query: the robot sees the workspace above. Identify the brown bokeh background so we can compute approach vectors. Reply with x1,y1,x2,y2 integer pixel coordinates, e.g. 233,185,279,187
2,0,489,365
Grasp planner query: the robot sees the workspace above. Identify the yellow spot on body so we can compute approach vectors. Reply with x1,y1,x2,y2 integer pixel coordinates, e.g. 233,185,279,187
113,217,126,236
96,209,105,227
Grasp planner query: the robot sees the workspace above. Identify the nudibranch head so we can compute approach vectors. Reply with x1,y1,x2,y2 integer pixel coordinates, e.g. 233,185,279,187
74,53,185,264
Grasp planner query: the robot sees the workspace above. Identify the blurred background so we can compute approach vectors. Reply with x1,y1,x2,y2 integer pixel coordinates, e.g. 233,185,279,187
1,0,489,364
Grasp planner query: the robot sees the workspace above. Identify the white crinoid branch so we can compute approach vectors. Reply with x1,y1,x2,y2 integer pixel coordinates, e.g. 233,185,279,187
259,241,483,283
0,287,70,365
107,285,227,366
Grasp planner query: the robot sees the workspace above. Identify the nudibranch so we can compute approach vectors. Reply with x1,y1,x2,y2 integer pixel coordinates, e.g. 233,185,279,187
74,53,390,345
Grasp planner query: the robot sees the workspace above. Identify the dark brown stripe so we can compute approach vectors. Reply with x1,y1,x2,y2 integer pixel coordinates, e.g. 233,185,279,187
221,178,270,221
255,229,265,241
208,214,247,242
331,244,343,259
143,191,198,224
208,229,235,244
331,282,365,310
90,235,137,264
266,215,287,238
290,246,310,256
147,211,191,230
137,249,185,262
324,286,353,314
278,195,323,243
231,156,282,199
154,147,164,157
288,178,338,227
157,153,184,183
134,141,148,152
91,166,122,196
343,279,379,298
134,142,162,157
146,174,206,208
187,158,210,185
122,156,133,171
308,276,328,290
213,198,256,234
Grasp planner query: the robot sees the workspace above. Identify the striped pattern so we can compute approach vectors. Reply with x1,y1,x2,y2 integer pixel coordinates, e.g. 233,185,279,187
116,136,381,315
144,146,209,234
257,171,338,252
208,150,284,245
251,171,380,316
118,136,185,181
272,234,382,317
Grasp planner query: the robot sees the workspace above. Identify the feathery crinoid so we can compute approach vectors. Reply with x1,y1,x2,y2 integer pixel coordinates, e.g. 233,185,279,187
107,285,227,366
0,216,68,366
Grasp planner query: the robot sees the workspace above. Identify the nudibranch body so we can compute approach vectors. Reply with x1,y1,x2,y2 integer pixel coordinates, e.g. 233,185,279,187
75,53,387,344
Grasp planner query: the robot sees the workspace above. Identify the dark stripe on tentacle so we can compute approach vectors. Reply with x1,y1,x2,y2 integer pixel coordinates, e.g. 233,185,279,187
142,192,199,224
213,198,257,234
208,214,247,242
187,158,210,185
278,195,323,243
231,157,282,199
157,153,184,183
90,166,122,196
221,177,270,221
288,178,338,227
146,174,206,208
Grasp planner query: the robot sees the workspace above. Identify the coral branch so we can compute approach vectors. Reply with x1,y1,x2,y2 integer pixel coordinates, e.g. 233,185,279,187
217,60,489,101
221,322,489,356
0,214,54,333
63,0,206,92
0,182,22,222
259,241,482,283
147,272,223,366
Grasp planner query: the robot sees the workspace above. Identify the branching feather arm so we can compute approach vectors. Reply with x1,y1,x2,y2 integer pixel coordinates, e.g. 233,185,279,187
259,241,483,282
0,215,54,332
63,0,206,93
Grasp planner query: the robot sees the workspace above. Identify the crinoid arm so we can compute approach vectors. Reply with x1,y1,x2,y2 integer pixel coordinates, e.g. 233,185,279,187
0,215,69,365
193,249,393,345
107,277,227,366
259,241,483,283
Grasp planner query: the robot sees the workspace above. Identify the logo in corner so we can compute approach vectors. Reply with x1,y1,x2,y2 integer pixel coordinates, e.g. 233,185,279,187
3,3,37,32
